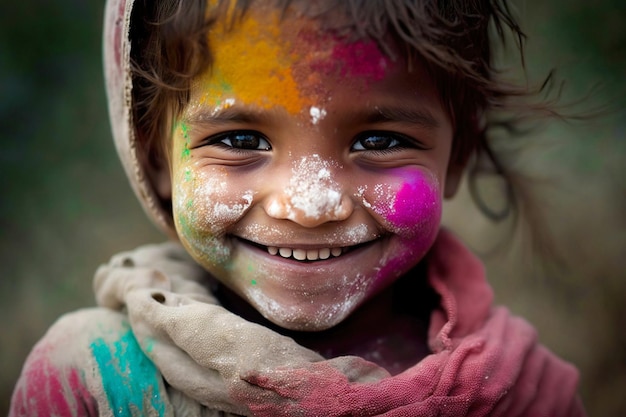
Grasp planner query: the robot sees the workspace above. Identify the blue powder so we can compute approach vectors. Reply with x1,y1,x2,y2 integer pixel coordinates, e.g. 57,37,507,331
90,329,166,416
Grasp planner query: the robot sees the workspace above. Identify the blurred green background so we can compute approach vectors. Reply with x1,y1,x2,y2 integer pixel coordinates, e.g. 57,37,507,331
1,1,624,416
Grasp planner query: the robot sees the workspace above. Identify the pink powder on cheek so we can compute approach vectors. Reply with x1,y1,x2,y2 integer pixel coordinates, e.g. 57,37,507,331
388,174,441,234
377,170,442,275
367,171,441,287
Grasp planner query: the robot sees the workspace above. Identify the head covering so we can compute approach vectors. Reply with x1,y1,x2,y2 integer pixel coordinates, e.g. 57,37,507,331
104,0,177,239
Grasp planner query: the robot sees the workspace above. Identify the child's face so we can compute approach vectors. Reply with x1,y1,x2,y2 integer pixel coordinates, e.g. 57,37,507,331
168,3,455,331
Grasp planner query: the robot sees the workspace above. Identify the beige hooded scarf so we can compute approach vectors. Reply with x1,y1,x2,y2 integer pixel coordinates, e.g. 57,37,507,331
9,0,586,416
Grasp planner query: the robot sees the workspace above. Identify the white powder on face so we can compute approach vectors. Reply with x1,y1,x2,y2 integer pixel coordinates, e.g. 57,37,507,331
211,97,236,116
211,192,254,224
356,186,372,208
245,272,369,331
342,224,371,243
285,155,343,221
309,106,327,125
185,97,236,121
236,223,297,244
193,173,254,233
266,200,286,218
320,224,381,247
174,168,254,262
357,183,395,214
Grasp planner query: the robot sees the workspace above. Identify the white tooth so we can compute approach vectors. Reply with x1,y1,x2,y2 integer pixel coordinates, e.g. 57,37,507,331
331,247,342,257
293,249,307,260
319,248,331,259
279,248,292,258
268,246,278,255
306,249,319,260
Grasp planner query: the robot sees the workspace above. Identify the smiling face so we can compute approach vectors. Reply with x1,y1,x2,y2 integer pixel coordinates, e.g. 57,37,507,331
167,3,456,331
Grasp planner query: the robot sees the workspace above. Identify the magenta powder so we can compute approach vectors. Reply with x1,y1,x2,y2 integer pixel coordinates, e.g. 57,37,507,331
332,39,389,81
12,346,96,416
388,174,440,231
375,169,442,278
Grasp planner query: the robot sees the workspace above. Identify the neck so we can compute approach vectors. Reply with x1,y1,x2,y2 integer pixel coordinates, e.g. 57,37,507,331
294,283,432,375
216,264,438,375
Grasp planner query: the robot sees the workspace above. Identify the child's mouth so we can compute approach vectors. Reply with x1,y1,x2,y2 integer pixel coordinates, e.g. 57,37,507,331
236,238,375,262
266,246,345,261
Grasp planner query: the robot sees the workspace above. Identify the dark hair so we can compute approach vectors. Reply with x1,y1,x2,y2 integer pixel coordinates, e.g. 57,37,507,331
129,0,549,221
130,0,212,174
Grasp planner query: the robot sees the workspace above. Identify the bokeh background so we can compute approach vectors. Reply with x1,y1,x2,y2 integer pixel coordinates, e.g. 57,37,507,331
1,1,624,415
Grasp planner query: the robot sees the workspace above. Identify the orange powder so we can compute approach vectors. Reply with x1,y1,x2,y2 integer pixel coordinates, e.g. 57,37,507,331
196,10,312,115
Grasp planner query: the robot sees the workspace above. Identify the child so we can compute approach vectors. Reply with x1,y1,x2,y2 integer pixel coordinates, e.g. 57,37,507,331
10,0,587,415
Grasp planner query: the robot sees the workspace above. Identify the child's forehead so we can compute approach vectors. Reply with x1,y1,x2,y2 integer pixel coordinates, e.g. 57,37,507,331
195,1,401,114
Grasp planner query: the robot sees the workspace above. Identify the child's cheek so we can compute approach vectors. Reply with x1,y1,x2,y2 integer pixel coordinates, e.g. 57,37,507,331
365,168,442,253
389,170,442,242
173,165,253,264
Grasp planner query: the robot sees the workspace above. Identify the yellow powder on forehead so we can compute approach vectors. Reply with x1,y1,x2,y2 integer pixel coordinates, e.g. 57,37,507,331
196,10,311,114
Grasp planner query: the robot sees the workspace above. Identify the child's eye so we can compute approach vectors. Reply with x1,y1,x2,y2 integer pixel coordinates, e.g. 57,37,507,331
208,130,271,151
351,131,422,152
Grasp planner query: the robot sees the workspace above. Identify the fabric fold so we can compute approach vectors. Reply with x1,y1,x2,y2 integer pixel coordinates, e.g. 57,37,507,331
91,230,582,416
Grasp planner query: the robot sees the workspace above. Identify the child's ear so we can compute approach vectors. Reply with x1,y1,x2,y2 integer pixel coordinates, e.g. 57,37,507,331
444,159,465,198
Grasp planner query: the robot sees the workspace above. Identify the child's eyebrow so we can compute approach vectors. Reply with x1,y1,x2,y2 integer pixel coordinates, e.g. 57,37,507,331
182,105,441,130
364,106,441,130
183,107,266,127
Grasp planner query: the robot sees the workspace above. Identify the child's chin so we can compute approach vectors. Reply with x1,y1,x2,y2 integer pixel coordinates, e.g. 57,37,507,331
266,314,348,332
249,292,362,332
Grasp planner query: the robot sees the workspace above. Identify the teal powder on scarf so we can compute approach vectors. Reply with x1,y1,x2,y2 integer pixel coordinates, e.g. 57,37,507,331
91,330,165,416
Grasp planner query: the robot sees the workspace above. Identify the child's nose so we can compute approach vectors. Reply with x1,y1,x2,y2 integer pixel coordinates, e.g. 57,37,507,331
263,186,355,228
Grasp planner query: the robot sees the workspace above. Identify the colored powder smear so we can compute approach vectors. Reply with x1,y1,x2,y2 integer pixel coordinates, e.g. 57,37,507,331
90,329,166,416
375,169,442,277
283,155,342,221
194,7,391,116
384,169,441,235
389,178,440,231
180,122,191,161
330,39,389,81
11,345,96,416
197,11,309,114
